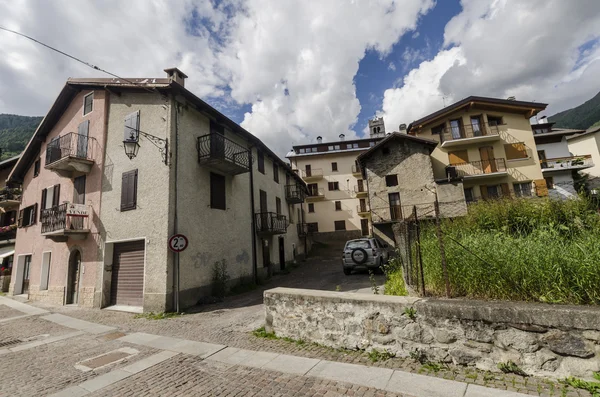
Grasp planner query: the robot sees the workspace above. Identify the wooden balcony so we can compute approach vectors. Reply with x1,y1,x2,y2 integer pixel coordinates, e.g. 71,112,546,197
0,188,21,209
447,158,508,180
305,187,325,202
45,132,95,176
540,155,594,173
255,212,287,236
285,184,306,204
301,168,323,181
354,184,368,197
41,203,90,241
440,122,501,148
197,133,250,175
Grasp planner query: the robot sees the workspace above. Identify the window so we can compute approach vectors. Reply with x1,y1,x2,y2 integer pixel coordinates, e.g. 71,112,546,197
464,187,474,203
40,252,51,291
487,115,503,126
273,162,279,183
308,222,319,232
276,197,282,215
369,141,375,147
210,172,226,210
210,120,224,135
431,123,445,135
0,210,17,226
353,143,359,149
385,175,398,187
545,177,554,189
307,183,319,196
299,148,305,154
328,181,339,191
334,145,340,150
41,184,61,215
308,203,315,213
257,151,265,174
18,204,38,228
334,220,346,231
504,143,528,160
331,162,338,172
83,92,93,115
120,169,138,211
513,182,532,197
328,146,334,151
124,111,140,141
335,201,342,211
382,147,390,155
33,159,41,177
487,185,500,198
311,147,317,153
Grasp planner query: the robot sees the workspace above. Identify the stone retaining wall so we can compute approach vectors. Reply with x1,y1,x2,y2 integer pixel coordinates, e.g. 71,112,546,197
264,288,600,380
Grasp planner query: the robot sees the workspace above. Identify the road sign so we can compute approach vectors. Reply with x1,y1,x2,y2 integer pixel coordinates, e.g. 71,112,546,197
169,234,188,253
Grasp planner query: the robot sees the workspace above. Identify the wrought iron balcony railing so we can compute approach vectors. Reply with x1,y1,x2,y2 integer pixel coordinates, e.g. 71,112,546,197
0,225,16,241
449,158,507,178
540,155,593,171
285,184,306,203
255,212,288,235
45,132,95,166
40,203,90,234
440,122,500,144
197,133,251,175
0,188,21,204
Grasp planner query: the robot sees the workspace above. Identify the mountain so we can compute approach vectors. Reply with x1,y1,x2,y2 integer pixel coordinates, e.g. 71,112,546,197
0,114,43,161
548,91,600,129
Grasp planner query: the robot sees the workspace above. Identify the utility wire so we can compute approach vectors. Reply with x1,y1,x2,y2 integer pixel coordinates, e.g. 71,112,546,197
0,25,154,92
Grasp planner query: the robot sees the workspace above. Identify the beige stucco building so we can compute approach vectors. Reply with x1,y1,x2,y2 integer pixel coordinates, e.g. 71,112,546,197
286,119,384,240
566,126,600,190
407,96,549,201
8,69,308,312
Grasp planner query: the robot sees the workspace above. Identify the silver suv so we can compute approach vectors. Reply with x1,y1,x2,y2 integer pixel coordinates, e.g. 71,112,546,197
342,238,389,275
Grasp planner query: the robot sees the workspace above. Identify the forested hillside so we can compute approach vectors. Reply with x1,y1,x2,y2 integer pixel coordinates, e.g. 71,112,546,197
0,114,42,160
548,91,600,129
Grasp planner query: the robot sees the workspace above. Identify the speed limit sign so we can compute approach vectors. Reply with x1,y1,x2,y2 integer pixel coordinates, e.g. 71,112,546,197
169,234,188,253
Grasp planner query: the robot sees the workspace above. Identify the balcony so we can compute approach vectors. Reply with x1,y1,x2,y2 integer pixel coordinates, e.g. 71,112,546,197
351,164,362,177
371,205,403,223
448,158,508,180
297,222,318,237
197,133,251,175
0,225,16,242
357,204,370,217
45,132,95,176
540,155,594,173
440,122,501,148
306,187,325,201
41,203,90,240
255,212,287,236
354,184,368,197
0,188,21,209
285,184,306,204
301,168,323,181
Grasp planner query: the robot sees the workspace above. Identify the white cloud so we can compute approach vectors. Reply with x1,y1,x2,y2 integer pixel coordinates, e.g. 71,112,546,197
388,62,397,71
379,0,600,130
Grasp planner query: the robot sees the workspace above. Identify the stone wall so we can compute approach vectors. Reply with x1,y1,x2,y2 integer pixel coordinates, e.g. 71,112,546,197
264,288,600,380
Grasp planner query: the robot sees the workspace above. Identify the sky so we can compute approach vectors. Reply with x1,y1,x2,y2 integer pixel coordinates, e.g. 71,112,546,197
1,0,600,159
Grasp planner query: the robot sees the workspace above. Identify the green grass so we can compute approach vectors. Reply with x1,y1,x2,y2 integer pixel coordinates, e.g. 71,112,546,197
367,349,395,362
560,372,600,396
134,312,183,320
386,198,600,305
252,326,278,339
498,361,528,377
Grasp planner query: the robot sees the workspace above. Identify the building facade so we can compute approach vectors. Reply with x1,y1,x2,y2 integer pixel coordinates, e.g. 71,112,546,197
286,119,384,240
407,96,549,202
531,119,593,199
9,69,308,312
0,156,20,284
566,126,600,190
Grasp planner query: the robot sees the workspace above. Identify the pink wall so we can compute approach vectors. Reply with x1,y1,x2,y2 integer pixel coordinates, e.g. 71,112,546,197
12,89,107,303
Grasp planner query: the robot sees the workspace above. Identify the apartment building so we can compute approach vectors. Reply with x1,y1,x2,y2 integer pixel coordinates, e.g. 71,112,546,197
407,96,548,202
8,68,307,312
531,118,593,199
566,125,600,190
0,155,20,276
286,118,385,239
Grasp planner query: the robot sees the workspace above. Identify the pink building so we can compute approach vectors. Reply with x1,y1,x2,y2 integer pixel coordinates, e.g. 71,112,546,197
8,87,107,306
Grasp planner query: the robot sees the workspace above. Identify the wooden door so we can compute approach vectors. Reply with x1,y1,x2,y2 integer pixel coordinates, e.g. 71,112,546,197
21,255,31,294
305,164,312,177
479,146,496,173
77,120,90,158
66,250,81,304
361,219,369,236
388,192,401,220
110,240,145,307
278,237,285,270
357,179,364,193
72,176,86,230
359,198,367,213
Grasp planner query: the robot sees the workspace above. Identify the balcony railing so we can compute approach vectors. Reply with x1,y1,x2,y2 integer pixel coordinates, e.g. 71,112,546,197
449,158,507,178
354,184,368,196
197,133,251,175
351,164,362,175
306,187,325,200
371,205,403,223
540,155,594,171
357,204,370,214
40,203,90,235
0,225,16,241
0,188,21,207
297,223,318,237
45,132,95,173
255,212,287,235
301,168,323,179
285,184,306,204
440,122,500,145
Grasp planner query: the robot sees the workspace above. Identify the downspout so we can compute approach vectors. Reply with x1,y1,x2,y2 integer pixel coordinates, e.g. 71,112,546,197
362,161,373,237
249,145,258,284
173,102,180,312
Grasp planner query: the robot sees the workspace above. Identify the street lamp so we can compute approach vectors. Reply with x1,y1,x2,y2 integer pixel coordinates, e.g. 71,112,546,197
123,128,168,165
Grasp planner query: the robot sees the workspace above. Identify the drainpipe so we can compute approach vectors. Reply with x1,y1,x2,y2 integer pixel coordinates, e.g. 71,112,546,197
249,145,258,284
173,102,180,312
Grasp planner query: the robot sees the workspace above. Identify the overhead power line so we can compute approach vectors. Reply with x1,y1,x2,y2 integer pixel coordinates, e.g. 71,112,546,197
0,25,154,92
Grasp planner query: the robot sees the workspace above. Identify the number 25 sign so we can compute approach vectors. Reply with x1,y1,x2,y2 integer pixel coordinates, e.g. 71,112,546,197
168,234,188,253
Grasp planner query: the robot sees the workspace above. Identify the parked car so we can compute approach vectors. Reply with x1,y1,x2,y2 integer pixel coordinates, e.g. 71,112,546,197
342,238,389,275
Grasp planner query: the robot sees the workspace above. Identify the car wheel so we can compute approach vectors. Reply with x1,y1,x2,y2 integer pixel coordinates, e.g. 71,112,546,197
343,267,352,275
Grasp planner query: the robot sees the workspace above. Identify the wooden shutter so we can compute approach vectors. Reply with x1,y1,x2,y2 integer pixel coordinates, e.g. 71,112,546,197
534,179,549,197
41,188,47,211
501,183,511,198
448,150,469,165
480,185,489,200
121,170,138,211
17,209,23,228
504,143,527,160
124,111,140,141
53,184,61,206
210,172,226,210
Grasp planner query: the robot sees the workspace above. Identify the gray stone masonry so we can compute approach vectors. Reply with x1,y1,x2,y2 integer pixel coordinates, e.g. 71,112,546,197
264,288,600,381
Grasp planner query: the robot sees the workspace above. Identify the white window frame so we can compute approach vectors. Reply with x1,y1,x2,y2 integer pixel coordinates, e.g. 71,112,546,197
83,92,94,116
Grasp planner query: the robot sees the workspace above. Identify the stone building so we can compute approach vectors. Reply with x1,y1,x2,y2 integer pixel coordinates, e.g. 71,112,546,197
8,68,308,312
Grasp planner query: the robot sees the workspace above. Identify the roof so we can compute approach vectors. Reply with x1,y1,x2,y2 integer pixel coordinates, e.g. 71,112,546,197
533,128,586,140
356,132,438,166
566,125,600,141
9,77,305,187
407,96,548,132
292,136,381,150
0,155,20,170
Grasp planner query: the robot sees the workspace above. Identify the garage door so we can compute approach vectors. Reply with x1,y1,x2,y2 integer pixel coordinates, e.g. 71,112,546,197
110,240,145,307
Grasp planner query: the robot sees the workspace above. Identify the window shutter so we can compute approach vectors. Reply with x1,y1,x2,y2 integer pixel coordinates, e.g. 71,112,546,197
17,209,23,228
121,170,138,211
480,185,489,200
504,143,527,160
78,120,90,136
124,111,140,141
534,179,548,197
448,150,469,165
501,183,511,198
41,188,47,212
53,184,61,207
32,203,38,224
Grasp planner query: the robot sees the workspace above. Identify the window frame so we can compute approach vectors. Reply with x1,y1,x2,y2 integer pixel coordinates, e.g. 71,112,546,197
308,203,315,213
464,187,474,203
331,162,338,172
83,92,94,116
19,204,38,228
334,220,346,231
487,115,504,126
273,161,279,183
385,175,398,187
335,201,342,211
257,151,265,174
544,177,554,190
431,123,445,135
33,158,41,178
276,197,282,215
210,172,227,210
328,181,340,191
513,182,532,197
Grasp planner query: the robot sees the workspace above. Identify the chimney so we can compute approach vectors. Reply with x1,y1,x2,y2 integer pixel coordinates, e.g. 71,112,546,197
399,123,407,133
316,136,323,143
164,67,188,87
507,96,516,101
339,134,345,141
